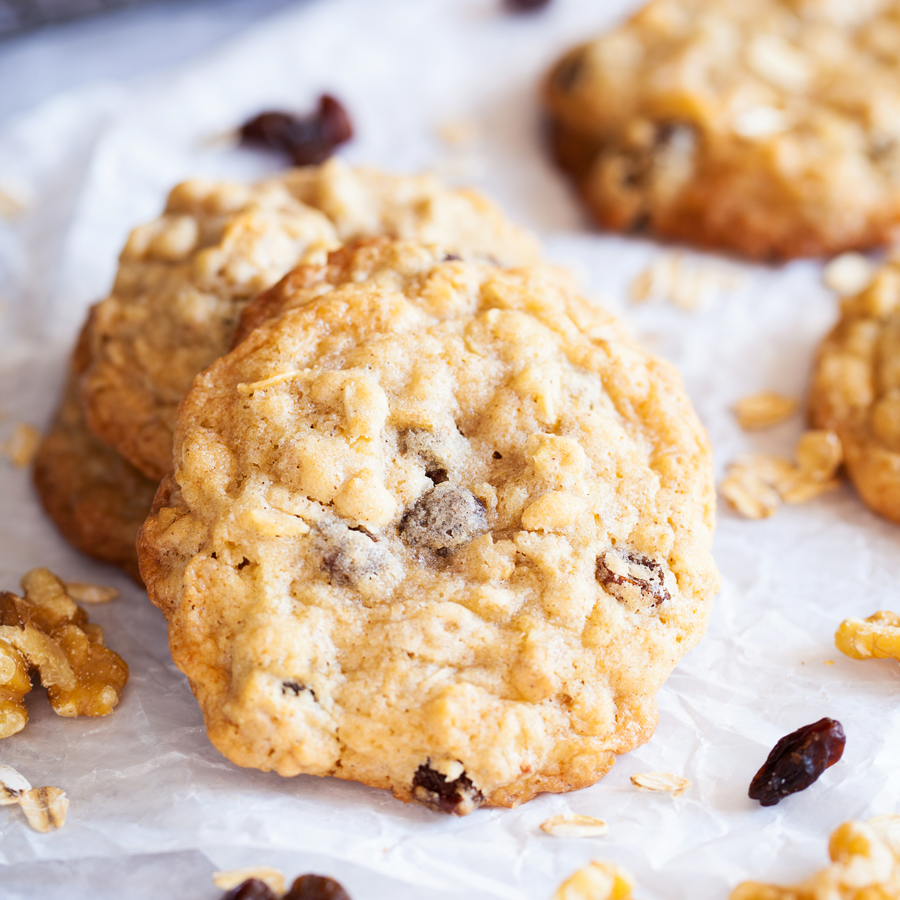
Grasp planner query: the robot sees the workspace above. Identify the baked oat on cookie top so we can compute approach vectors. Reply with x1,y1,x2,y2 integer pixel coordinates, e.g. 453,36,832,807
810,254,900,523
138,239,719,813
79,159,540,481
544,0,900,259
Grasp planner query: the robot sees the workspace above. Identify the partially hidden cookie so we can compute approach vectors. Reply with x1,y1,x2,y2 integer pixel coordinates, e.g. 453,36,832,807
79,159,541,481
33,375,155,583
138,239,719,813
544,0,900,259
810,255,900,523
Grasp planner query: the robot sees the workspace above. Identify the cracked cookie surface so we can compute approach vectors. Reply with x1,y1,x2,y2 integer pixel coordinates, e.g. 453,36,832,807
138,240,719,812
810,254,900,523
544,0,900,259
79,159,540,481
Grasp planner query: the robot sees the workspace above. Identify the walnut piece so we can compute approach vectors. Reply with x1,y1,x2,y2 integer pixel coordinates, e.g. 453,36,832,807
553,861,636,900
835,611,900,663
731,815,900,900
0,568,128,737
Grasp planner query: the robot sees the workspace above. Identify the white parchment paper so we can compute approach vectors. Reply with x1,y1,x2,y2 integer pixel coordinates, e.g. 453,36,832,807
0,1,899,897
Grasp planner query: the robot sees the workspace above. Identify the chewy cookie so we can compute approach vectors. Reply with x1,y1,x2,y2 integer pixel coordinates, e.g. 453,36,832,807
138,239,719,812
79,160,540,481
810,255,900,523
544,0,900,259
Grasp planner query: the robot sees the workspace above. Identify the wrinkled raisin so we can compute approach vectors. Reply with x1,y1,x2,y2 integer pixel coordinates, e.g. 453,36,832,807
283,874,352,900
596,550,670,607
505,0,552,11
314,522,392,588
400,484,488,552
748,718,846,807
239,95,353,166
412,761,484,815
281,680,316,701
222,879,278,900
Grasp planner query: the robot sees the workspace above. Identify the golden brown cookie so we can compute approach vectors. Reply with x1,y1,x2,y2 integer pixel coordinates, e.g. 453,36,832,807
138,240,719,813
33,377,155,583
79,160,541,481
544,0,900,259
810,255,900,523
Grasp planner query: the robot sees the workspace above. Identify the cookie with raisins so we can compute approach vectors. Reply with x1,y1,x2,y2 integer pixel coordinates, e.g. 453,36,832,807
138,239,719,812
544,0,900,259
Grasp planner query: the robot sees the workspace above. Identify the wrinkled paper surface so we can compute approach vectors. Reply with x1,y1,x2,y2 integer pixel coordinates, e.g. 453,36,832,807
0,1,898,897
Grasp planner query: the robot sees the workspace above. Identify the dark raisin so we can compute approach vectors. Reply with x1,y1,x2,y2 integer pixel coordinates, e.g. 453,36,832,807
596,550,670,607
239,94,353,166
222,879,278,900
505,0,552,11
283,875,352,900
425,468,449,485
281,681,316,701
443,253,462,262
748,718,846,807
314,522,392,588
412,761,484,815
492,451,503,460
400,484,488,552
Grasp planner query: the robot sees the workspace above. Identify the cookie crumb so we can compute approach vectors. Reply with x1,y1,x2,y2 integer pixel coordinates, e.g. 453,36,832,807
2,423,40,467
553,860,635,900
823,252,876,296
213,868,286,894
733,392,797,430
540,814,608,837
18,785,69,833
630,772,690,797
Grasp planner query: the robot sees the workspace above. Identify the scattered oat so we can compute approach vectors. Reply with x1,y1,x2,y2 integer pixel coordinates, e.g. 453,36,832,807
553,861,636,900
18,786,68,833
436,119,480,147
795,429,842,480
733,392,798,430
731,815,900,900
835,611,900,664
64,582,119,605
630,253,743,311
824,252,876,296
824,660,835,666
1,423,40,468
213,867,286,894
541,814,609,837
722,429,843,519
0,764,31,805
631,772,691,797
721,465,782,519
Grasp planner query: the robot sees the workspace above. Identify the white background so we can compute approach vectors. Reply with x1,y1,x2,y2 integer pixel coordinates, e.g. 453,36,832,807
0,1,898,898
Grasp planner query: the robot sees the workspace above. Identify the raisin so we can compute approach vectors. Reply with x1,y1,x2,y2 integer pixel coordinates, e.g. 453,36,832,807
400,484,488,552
412,761,484,815
222,879,278,900
748,718,846,807
283,874,352,900
505,0,552,11
239,95,353,166
314,522,392,588
425,468,449,485
596,550,670,607
281,680,316,701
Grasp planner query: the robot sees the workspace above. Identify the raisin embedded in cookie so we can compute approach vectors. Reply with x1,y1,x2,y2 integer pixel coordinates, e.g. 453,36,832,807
810,254,900,523
544,0,900,260
79,159,541,481
138,240,719,813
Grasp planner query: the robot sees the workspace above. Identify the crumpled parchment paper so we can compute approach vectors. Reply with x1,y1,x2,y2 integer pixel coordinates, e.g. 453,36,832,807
0,1,898,897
